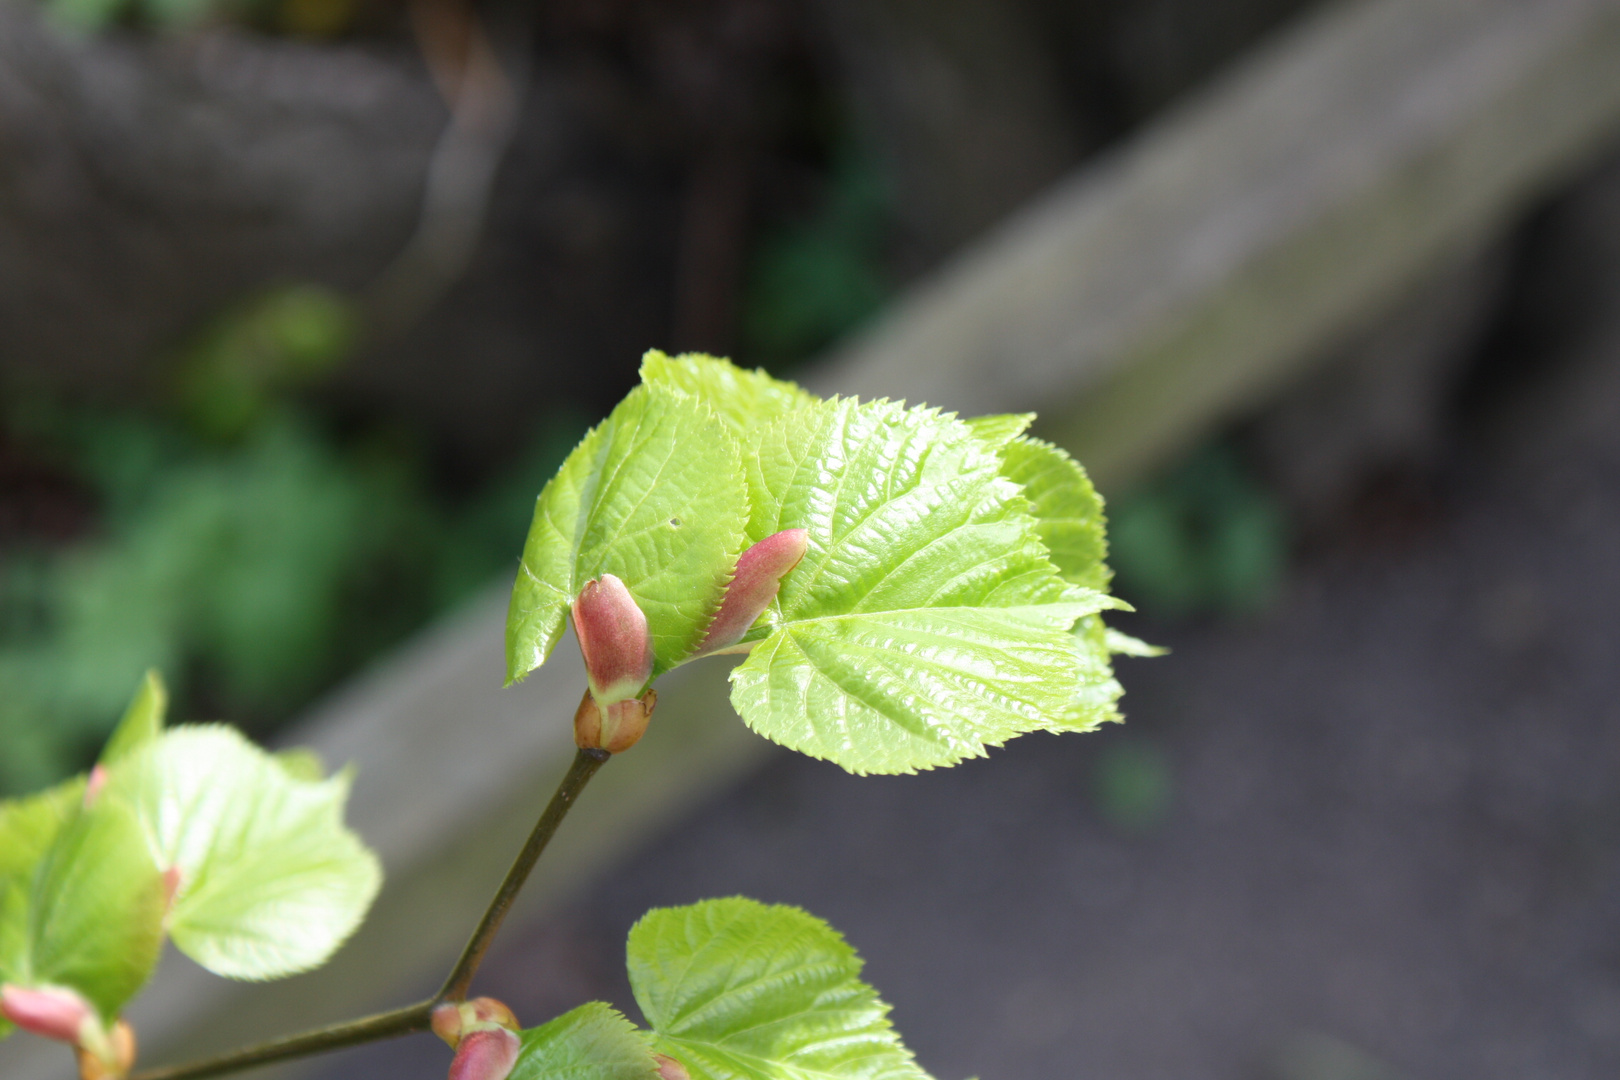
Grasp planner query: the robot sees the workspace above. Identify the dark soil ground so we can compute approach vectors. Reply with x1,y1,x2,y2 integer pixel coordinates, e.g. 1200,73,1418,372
313,348,1620,1080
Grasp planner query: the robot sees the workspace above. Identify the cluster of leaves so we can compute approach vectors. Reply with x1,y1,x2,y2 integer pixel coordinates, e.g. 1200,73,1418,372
506,897,931,1080
509,351,1149,775
0,673,381,1042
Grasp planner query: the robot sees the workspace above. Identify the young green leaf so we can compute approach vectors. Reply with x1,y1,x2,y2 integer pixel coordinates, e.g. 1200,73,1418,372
627,898,933,1080
22,799,166,1026
995,436,1110,592
103,726,381,981
962,412,1033,449
508,385,749,682
729,397,1120,773
100,669,168,766
2,778,167,1034
638,351,817,437
0,781,86,1041
507,1002,660,1080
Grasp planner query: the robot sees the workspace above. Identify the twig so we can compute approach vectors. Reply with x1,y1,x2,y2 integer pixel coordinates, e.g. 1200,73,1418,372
127,748,611,1080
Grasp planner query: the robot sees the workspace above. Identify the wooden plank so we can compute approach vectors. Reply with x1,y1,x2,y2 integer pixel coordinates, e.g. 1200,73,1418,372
813,0,1620,490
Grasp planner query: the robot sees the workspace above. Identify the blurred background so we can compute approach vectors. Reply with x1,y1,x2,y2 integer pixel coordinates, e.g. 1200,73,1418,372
3,0,1620,1077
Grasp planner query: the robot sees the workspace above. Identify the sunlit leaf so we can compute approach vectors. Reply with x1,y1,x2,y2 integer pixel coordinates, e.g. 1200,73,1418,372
25,799,167,1024
996,436,1110,592
0,780,86,1040
509,1002,660,1080
628,898,932,1080
104,726,381,980
963,412,1033,449
639,351,816,437
729,398,1119,773
100,669,167,766
507,385,748,682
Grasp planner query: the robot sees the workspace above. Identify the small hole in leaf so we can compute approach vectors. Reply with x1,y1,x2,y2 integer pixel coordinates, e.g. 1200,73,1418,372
669,518,681,527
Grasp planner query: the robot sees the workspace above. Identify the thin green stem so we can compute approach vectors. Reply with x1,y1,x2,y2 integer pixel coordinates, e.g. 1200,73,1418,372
127,1001,434,1080
438,747,609,1002
127,745,612,1080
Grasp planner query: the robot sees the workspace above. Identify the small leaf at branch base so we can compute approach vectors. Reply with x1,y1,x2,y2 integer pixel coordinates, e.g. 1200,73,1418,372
103,726,381,981
507,1002,660,1080
628,898,933,1080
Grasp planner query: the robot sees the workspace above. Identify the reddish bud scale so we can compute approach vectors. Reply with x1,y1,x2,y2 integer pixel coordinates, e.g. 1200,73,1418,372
574,688,657,754
0,984,92,1044
655,1053,691,1080
448,1028,521,1080
76,1020,136,1080
571,575,654,706
696,529,809,656
433,997,520,1050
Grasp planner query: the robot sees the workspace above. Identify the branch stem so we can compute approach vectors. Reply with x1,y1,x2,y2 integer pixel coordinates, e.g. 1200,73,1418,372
127,746,611,1080
438,747,609,1001
127,1002,434,1080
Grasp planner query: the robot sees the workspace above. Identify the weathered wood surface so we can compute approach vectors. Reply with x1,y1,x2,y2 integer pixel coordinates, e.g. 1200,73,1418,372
814,0,1620,491
9,0,1620,1075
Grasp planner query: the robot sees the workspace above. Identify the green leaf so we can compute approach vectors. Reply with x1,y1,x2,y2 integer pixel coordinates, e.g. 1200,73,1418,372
508,385,749,682
628,898,932,1080
730,398,1119,773
509,1002,660,1080
24,799,167,1024
963,412,1033,449
100,669,167,766
0,780,87,1040
273,747,327,782
996,436,1110,592
1104,628,1166,657
639,351,817,437
103,726,381,981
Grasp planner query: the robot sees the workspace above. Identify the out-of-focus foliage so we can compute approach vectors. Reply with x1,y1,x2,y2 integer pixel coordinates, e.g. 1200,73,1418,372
43,0,364,37
174,285,356,442
0,290,582,795
1107,444,1289,620
0,674,379,1039
741,148,892,366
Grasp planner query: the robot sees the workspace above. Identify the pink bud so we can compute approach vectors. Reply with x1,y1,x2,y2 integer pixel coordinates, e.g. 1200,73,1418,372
161,867,184,912
655,1053,691,1080
573,687,657,754
448,1027,521,1080
572,575,654,706
84,766,109,807
696,530,809,656
1,984,93,1044
433,998,519,1050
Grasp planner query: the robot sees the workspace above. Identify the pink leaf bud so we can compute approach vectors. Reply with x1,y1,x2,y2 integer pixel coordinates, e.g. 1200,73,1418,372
572,575,654,706
696,529,809,656
448,1028,521,1080
573,687,657,754
655,1053,691,1080
1,984,93,1044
